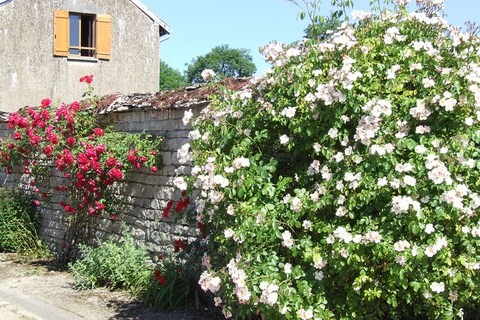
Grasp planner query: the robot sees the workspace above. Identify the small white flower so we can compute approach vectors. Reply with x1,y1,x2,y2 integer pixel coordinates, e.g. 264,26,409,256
173,177,188,190
282,230,294,248
396,255,407,265
394,240,411,252
182,109,193,126
314,256,327,269
336,206,348,217
290,197,303,212
430,281,445,293
314,270,324,281
425,245,438,257
425,224,435,234
214,297,223,306
201,69,216,81
328,128,339,139
284,263,292,274
280,107,297,118
415,145,427,154
279,134,290,145
224,228,235,238
232,157,250,169
302,220,312,230
297,308,314,320
422,77,435,88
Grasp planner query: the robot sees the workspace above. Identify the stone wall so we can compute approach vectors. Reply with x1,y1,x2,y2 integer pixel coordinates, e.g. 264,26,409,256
0,79,252,254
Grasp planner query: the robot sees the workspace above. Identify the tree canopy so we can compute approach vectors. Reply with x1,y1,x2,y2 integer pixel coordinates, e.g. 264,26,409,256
185,45,257,83
159,61,188,92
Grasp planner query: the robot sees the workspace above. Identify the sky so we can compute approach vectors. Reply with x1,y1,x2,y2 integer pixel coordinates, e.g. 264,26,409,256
141,0,480,76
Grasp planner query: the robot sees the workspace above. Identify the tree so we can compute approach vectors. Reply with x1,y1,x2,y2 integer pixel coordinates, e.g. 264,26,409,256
185,45,257,84
304,14,343,39
159,61,188,92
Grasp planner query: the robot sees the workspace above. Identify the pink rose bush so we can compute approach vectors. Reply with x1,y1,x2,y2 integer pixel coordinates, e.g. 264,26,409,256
182,1,480,319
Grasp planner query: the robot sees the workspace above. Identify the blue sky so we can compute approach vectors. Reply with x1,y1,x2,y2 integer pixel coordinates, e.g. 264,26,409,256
141,0,480,76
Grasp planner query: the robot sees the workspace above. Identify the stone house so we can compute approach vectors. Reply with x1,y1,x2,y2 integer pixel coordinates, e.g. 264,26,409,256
0,0,170,112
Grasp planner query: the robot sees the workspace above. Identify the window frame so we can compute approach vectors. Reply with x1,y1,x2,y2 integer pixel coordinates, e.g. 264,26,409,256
54,10,111,61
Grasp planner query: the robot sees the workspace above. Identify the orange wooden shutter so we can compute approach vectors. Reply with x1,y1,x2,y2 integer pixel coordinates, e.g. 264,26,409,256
53,10,69,57
96,14,111,60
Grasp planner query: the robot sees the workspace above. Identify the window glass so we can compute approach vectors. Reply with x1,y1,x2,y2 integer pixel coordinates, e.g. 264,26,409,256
69,14,80,47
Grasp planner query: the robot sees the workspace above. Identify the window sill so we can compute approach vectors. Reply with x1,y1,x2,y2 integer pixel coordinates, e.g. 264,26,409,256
67,56,98,63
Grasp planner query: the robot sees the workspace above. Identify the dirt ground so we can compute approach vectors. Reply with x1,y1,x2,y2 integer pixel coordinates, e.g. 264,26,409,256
0,253,222,320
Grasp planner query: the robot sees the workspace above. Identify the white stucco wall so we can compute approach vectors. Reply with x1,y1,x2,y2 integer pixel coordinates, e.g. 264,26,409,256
0,0,165,112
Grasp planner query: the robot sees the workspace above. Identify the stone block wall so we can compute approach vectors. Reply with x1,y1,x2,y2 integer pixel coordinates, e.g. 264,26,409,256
0,101,204,255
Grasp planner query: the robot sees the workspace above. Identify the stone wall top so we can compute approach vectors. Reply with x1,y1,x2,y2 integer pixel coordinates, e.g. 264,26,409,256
96,77,253,114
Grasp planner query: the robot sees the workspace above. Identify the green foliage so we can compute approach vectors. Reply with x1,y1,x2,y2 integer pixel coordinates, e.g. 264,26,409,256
144,248,200,311
305,15,343,40
185,44,257,84
288,0,350,39
0,188,51,259
69,226,151,296
185,1,480,319
159,61,188,92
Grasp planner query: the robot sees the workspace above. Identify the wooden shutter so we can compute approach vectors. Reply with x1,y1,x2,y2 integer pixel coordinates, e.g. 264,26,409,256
53,10,69,57
96,14,111,60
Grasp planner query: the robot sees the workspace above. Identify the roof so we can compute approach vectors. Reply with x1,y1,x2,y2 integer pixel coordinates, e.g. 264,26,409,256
129,0,171,37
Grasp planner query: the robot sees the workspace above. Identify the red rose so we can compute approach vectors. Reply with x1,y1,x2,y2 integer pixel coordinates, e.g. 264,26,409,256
18,117,29,128
43,145,53,155
108,168,123,180
41,98,51,108
66,137,76,146
70,101,80,112
162,208,170,218
96,144,106,154
13,132,22,140
80,75,94,84
93,127,104,136
127,150,137,163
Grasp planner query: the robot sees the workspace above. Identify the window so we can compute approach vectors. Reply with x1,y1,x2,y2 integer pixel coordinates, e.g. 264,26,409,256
69,13,95,57
54,10,111,60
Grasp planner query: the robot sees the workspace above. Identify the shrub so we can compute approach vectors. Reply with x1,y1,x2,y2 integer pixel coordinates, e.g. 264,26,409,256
69,226,151,296
0,188,51,258
181,1,480,319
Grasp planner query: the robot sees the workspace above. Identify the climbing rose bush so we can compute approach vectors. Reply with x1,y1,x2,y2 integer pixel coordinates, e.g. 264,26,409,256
0,77,162,254
181,1,480,319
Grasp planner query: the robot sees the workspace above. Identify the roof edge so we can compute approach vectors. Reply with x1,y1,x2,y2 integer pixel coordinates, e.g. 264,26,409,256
0,0,14,8
129,0,171,36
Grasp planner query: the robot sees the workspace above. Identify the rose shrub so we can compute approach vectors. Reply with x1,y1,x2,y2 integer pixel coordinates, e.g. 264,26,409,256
0,78,162,258
181,1,480,319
